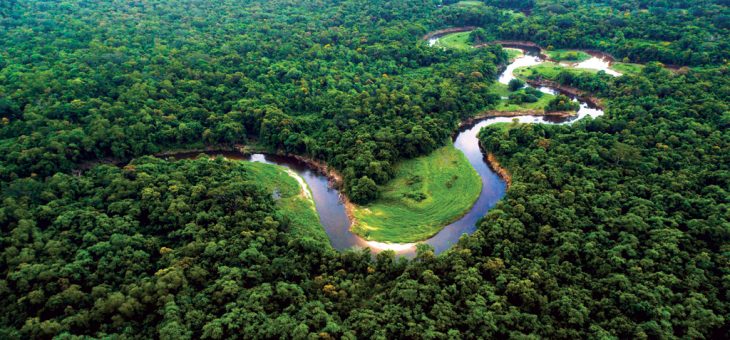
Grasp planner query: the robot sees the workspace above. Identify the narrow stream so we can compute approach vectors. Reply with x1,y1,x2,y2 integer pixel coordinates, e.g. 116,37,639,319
186,46,605,256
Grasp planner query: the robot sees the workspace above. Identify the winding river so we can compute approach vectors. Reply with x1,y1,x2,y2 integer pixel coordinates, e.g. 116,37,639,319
189,45,605,256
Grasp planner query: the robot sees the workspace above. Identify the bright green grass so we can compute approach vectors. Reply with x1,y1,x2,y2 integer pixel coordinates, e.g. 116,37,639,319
611,62,644,75
490,82,556,112
546,49,592,62
488,121,515,132
351,145,481,243
435,31,473,50
456,0,484,6
504,10,526,19
243,162,328,244
505,48,524,61
514,62,599,80
515,60,643,79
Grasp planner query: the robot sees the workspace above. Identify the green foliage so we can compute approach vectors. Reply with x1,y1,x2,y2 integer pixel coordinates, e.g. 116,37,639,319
545,94,580,112
491,82,555,112
610,62,645,75
515,62,601,80
350,176,379,204
505,47,524,61
0,157,339,338
478,66,729,339
509,87,543,105
0,0,728,338
547,49,591,62
455,1,485,7
469,28,490,44
437,1,509,27
508,78,525,91
434,31,474,50
243,161,327,243
351,146,481,242
492,1,730,65
0,0,507,203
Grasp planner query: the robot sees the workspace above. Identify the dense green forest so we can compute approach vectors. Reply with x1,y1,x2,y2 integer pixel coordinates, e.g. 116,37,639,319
1,0,728,338
444,0,730,65
478,65,729,338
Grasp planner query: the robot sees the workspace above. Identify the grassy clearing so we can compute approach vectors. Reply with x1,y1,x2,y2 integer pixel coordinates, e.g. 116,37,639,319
456,0,484,6
435,31,473,50
351,145,481,243
611,62,644,75
488,121,517,132
505,48,524,61
243,162,328,244
490,82,556,112
515,60,643,79
514,62,600,80
504,9,527,19
546,49,592,62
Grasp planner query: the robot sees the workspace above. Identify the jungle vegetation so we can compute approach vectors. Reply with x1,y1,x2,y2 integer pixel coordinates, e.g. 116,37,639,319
1,0,728,338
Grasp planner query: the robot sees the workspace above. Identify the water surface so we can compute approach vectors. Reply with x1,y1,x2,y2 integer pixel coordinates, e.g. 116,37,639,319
188,46,605,256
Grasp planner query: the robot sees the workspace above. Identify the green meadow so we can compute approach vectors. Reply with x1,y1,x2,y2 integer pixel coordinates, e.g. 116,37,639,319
506,48,524,61
435,31,473,50
546,49,592,62
455,0,484,6
351,145,481,243
610,62,645,75
242,162,328,244
515,61,643,80
514,62,601,80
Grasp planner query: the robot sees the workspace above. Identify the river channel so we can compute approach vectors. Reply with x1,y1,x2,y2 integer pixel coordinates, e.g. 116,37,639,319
186,45,605,256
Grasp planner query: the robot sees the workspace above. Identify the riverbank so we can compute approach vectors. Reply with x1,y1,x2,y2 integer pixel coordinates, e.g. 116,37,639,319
524,79,604,109
76,143,261,172
67,40,607,256
243,161,329,244
485,152,512,187
422,26,476,40
152,144,348,191
285,154,358,227
459,109,576,129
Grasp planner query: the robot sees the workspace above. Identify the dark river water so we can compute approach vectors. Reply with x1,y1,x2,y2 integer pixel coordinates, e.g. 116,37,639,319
183,46,605,256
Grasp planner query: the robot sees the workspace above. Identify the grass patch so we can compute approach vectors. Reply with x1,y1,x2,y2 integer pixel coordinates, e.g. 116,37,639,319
434,31,473,50
455,0,484,6
504,9,527,19
505,48,524,61
546,49,592,62
243,162,328,244
488,121,518,132
514,62,600,80
515,60,640,79
611,62,644,75
351,145,481,243
490,82,556,112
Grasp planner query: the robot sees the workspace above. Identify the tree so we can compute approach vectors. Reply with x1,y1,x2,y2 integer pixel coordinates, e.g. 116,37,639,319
545,95,579,112
508,78,525,91
349,176,378,204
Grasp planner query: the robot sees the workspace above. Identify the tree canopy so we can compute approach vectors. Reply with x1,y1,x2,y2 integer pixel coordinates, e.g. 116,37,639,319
0,0,728,338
